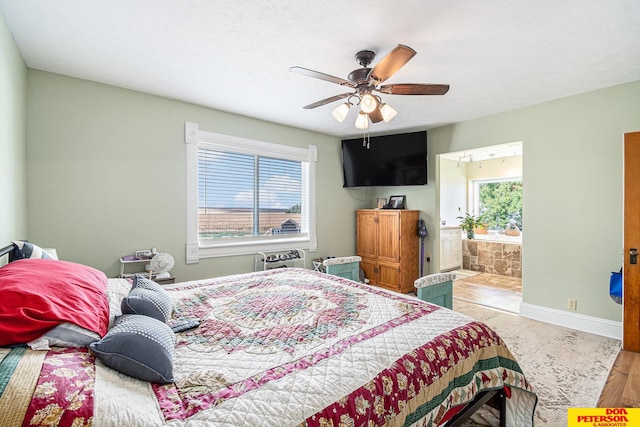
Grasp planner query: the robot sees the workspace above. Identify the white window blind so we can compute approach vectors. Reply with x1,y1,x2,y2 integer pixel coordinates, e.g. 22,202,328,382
185,122,316,262
198,149,307,242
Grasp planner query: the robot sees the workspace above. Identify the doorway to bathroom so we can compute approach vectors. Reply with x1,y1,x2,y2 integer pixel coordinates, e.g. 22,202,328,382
438,141,523,313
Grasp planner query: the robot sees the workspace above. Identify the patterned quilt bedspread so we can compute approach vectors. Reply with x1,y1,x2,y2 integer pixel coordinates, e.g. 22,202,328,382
0,268,536,426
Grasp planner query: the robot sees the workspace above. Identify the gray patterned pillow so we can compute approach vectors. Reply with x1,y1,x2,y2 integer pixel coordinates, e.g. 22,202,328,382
11,241,54,259
89,314,175,383
121,275,173,322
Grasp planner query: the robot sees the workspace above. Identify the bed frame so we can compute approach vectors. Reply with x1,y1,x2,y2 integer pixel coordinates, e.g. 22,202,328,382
0,241,509,426
447,388,506,427
0,243,15,265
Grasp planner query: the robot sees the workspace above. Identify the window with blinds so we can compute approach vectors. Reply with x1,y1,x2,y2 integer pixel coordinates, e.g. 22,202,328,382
185,122,316,260
198,148,306,242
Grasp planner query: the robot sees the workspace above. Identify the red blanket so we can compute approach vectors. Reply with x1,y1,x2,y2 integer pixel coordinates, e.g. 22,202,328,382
0,259,109,346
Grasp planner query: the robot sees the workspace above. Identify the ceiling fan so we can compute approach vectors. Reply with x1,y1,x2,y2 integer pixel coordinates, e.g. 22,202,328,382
290,44,449,129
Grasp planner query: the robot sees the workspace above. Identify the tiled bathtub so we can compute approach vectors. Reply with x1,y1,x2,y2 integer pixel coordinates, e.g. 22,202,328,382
473,232,521,243
462,239,522,278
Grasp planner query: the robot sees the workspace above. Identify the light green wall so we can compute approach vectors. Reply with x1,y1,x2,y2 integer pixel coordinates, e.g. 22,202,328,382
26,70,363,280
0,11,27,244
369,81,640,321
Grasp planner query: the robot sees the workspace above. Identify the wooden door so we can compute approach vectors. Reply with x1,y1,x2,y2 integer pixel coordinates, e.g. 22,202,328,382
356,210,378,259
624,131,640,351
377,210,401,263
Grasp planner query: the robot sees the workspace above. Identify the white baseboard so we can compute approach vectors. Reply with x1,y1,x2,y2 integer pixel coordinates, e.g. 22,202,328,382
519,303,622,340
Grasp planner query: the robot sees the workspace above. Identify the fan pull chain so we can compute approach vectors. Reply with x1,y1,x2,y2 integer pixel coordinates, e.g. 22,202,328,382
361,114,371,149
362,131,371,149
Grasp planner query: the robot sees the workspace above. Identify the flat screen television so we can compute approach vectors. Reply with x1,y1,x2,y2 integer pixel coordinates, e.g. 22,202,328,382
341,130,427,187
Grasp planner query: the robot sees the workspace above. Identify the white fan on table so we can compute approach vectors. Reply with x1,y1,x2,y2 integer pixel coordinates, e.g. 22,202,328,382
150,253,175,279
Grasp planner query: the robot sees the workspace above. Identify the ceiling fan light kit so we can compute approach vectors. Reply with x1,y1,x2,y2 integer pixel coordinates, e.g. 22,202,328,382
380,103,398,122
290,44,449,130
359,93,379,114
355,111,370,130
331,102,350,122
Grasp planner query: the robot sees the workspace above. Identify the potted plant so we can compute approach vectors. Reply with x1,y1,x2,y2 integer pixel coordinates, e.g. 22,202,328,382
474,223,489,234
457,212,484,239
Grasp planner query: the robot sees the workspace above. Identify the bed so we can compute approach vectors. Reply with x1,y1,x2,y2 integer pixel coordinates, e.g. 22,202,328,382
0,243,537,426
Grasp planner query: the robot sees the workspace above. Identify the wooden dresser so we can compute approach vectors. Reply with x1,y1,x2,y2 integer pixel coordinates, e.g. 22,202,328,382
356,209,419,293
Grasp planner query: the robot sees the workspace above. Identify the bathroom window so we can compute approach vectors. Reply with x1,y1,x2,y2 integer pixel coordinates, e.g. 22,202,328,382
472,178,522,231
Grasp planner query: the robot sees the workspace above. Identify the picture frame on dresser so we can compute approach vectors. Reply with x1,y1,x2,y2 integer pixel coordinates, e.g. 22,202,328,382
388,195,406,209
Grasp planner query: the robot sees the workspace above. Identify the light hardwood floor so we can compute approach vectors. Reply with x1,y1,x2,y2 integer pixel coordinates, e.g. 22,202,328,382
598,349,640,407
450,270,639,408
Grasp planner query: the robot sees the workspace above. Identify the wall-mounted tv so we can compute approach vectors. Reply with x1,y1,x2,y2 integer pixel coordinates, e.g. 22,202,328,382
341,130,427,188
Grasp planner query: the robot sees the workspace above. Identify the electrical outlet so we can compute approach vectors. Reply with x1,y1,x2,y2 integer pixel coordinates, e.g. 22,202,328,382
567,298,577,311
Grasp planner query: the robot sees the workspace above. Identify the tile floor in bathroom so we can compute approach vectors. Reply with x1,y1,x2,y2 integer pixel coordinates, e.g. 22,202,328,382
451,269,522,313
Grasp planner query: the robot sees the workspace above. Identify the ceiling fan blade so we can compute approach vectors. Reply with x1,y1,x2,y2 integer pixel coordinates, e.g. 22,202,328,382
379,83,450,95
369,108,384,123
368,45,417,84
303,92,353,109
289,66,356,87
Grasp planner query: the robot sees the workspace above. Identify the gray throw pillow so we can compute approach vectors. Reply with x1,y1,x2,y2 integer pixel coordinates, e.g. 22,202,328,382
42,322,101,347
121,275,173,322
89,314,175,384
11,240,54,259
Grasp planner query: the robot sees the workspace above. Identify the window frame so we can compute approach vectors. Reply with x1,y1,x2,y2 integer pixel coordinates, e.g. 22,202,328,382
471,176,522,230
185,122,317,263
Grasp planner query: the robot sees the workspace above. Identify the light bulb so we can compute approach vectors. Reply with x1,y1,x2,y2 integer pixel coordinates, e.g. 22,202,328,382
360,93,378,114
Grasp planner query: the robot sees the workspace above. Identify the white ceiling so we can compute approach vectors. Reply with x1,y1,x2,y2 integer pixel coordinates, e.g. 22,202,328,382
1,0,639,139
